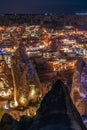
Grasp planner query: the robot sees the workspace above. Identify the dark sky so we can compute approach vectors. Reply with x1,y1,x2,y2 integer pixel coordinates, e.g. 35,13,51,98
0,0,87,14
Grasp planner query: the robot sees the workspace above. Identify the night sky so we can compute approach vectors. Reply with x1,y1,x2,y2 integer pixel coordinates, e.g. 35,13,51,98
0,0,87,14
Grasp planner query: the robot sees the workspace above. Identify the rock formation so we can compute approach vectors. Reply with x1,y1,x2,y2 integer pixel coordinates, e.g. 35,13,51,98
0,80,86,130
0,113,18,130
11,43,41,106
15,115,33,130
71,57,87,115
29,80,86,130
0,60,13,99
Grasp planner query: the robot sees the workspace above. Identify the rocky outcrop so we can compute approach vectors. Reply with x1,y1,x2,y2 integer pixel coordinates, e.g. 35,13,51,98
0,113,18,130
11,43,41,106
71,57,87,115
0,60,13,99
15,115,33,130
29,80,86,130
1,80,86,130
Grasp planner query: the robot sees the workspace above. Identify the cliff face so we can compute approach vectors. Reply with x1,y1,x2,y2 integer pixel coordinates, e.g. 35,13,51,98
71,57,87,115
11,43,41,106
29,80,86,130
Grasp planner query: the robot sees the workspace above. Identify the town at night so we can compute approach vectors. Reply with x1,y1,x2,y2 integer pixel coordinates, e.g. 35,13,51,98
0,14,86,129
0,1,87,130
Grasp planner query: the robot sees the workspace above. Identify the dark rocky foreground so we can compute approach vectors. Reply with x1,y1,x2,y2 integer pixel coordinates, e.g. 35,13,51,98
0,113,18,130
0,80,86,130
